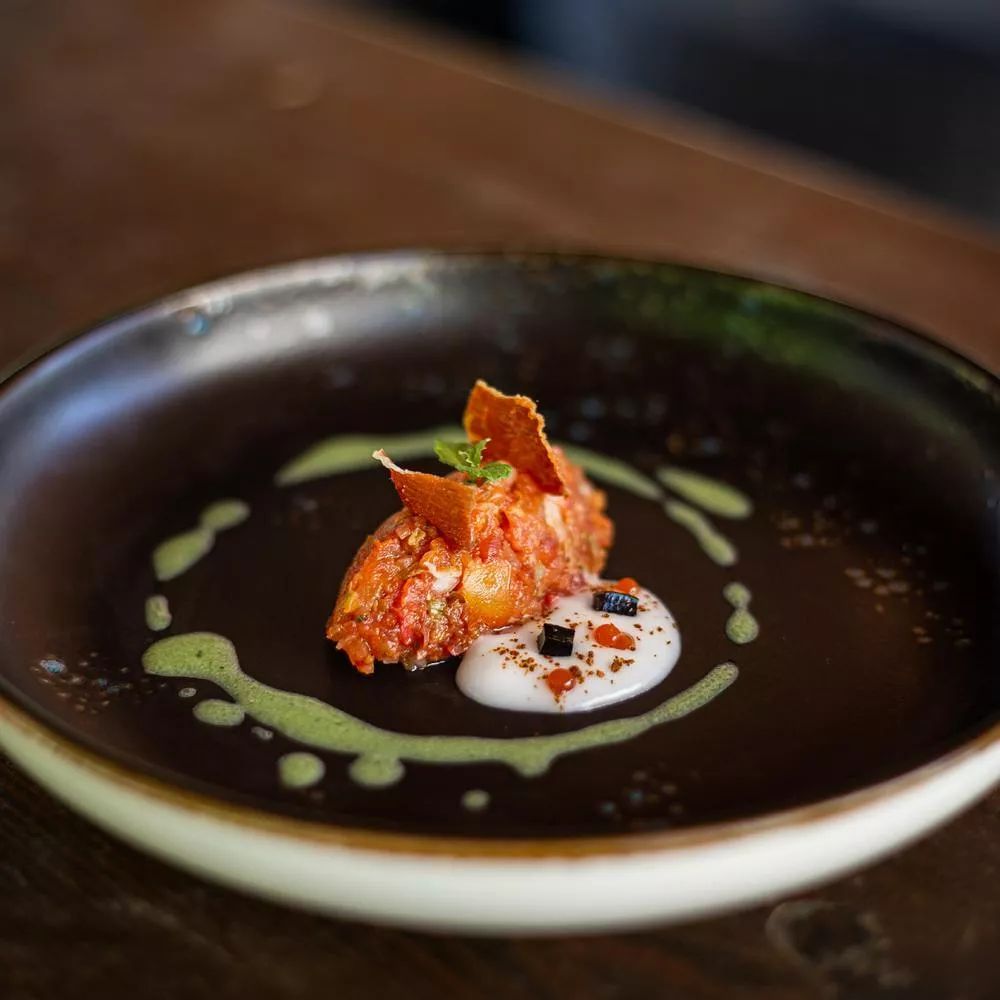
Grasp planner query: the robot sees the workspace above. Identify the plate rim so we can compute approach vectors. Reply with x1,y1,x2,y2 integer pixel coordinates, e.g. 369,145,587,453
5,248,999,403
1,691,998,860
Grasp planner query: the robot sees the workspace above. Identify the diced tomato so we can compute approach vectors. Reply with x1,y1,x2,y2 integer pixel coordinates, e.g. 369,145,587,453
461,559,518,629
395,575,433,647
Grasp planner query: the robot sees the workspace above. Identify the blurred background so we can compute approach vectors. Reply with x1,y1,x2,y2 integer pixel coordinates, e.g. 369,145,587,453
357,0,1000,225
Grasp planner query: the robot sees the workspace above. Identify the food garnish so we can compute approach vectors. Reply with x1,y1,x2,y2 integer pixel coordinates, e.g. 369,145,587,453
433,438,512,484
537,622,575,657
592,590,639,616
593,623,636,651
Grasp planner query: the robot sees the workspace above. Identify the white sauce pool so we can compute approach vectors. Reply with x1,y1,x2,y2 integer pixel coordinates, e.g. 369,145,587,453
456,583,681,714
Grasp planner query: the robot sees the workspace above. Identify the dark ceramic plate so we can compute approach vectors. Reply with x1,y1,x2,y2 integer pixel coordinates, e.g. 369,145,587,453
0,253,997,929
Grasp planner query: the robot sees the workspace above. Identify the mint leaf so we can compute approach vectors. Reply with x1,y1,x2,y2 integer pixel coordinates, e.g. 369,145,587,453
433,439,469,471
433,437,512,484
478,460,513,482
467,438,489,467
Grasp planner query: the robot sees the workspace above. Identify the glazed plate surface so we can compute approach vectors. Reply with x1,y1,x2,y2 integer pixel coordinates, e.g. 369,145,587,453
0,253,996,932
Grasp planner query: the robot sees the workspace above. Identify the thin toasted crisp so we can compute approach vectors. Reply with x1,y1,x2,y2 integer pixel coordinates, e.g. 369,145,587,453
462,380,567,494
373,451,478,548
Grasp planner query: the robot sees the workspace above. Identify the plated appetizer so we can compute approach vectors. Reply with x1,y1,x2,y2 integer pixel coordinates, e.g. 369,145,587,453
327,381,613,674
326,381,683,713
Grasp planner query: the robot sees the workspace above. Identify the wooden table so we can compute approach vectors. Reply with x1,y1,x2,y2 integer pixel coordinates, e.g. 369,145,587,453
1,1,998,996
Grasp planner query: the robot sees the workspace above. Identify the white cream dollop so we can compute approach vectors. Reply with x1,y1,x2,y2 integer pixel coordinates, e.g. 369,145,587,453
455,583,681,714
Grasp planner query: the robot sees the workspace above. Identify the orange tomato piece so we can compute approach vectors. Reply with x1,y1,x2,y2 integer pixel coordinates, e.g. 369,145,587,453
461,560,519,629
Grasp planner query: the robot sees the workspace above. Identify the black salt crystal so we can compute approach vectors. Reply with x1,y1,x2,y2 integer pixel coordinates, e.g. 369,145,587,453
537,623,575,656
592,590,639,616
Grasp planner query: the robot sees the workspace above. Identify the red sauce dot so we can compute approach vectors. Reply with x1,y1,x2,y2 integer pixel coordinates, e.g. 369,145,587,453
594,623,637,651
545,667,577,697
614,577,641,596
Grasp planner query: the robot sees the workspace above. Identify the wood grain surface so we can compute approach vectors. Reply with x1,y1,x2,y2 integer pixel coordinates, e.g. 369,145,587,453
0,1,998,997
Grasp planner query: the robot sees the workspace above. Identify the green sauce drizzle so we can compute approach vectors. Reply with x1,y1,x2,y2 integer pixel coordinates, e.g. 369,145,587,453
275,426,461,485
663,499,738,566
723,582,759,644
150,431,755,792
559,445,663,501
144,633,738,788
152,527,214,583
656,467,752,519
144,594,172,632
200,499,250,532
193,698,245,727
348,754,405,788
278,751,326,789
461,789,490,812
275,430,666,502
152,499,250,581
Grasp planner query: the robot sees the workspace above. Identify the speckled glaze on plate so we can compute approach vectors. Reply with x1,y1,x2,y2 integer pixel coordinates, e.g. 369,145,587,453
0,252,996,932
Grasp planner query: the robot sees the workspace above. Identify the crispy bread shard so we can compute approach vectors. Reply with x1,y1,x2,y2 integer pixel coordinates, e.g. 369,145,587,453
463,380,567,494
373,450,478,549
